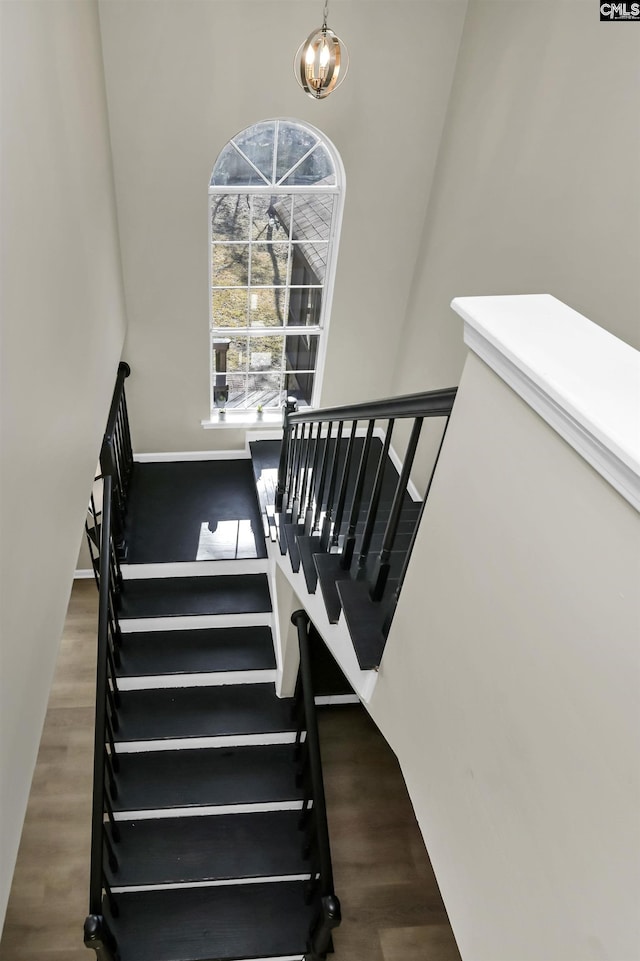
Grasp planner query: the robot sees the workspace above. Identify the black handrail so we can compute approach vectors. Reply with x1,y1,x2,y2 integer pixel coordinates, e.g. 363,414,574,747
291,611,341,960
100,362,132,557
89,473,112,914
84,363,133,961
287,386,457,425
84,473,119,961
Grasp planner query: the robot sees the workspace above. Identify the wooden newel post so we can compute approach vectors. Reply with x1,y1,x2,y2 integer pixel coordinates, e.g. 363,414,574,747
275,396,298,512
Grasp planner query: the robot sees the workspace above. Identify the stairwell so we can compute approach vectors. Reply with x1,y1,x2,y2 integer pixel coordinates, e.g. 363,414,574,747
84,366,456,961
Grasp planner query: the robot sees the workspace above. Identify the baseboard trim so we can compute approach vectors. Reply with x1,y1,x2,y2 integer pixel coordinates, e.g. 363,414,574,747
134,450,250,462
74,569,94,579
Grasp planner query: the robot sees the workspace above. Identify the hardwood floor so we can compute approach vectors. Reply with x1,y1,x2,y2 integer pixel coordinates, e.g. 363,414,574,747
0,581,460,961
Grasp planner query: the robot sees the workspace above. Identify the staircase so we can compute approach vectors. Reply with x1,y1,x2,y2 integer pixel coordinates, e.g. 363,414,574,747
83,365,455,961
84,367,341,961
252,387,456,670
101,573,322,961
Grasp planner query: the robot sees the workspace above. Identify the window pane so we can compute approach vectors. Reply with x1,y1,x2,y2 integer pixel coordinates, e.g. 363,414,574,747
212,288,248,328
250,243,289,287
276,122,318,182
233,122,275,184
281,144,335,186
290,244,327,287
248,334,284,372
284,370,315,407
291,194,334,242
211,194,251,241
284,333,319,372
224,374,247,408
210,143,268,186
248,287,289,327
246,373,282,408
288,287,322,327
212,243,249,287
212,334,248,375
251,195,291,241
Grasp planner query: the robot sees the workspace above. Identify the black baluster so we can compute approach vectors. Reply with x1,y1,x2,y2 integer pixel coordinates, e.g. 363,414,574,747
330,420,358,548
105,750,118,802
311,421,333,534
287,424,302,514
102,873,119,917
357,419,395,572
304,423,322,532
276,397,297,511
297,422,317,531
340,419,375,569
108,616,121,668
369,417,423,602
319,421,344,552
104,792,120,843
106,644,119,703
103,824,119,874
293,423,311,523
119,384,134,485
105,712,119,766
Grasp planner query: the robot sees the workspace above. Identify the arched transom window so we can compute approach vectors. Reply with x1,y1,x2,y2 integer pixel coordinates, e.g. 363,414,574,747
209,119,344,412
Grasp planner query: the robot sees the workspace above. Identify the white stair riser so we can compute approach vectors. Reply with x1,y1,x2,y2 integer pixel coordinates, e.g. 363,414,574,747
113,800,308,821
118,670,277,691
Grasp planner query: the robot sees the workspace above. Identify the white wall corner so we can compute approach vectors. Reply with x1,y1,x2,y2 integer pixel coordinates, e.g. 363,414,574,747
453,294,640,512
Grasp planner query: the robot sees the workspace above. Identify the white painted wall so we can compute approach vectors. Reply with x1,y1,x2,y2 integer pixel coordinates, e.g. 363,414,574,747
0,0,127,932
97,0,468,453
392,0,640,399
370,351,640,961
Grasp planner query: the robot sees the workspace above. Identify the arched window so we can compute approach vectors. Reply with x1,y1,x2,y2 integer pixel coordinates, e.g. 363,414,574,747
209,119,344,413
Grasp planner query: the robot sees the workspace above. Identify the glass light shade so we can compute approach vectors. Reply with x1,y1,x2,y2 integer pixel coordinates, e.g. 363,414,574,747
295,26,349,100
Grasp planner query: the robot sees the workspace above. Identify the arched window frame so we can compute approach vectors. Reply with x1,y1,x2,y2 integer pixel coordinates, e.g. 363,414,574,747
208,118,345,415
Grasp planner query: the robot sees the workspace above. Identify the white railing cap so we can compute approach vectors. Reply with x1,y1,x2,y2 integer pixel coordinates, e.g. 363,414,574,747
452,293,640,512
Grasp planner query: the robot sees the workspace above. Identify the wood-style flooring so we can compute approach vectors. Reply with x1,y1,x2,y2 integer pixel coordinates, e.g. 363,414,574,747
0,581,461,961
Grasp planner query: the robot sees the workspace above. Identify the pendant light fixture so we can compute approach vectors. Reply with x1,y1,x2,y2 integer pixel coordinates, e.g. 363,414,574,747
295,0,349,100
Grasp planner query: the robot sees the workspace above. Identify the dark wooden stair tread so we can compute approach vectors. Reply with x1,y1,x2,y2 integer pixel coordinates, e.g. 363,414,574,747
114,685,295,743
123,459,267,563
113,745,303,812
117,574,271,619
105,880,318,961
315,550,408,624
337,577,399,670
106,812,309,887
115,626,275,677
